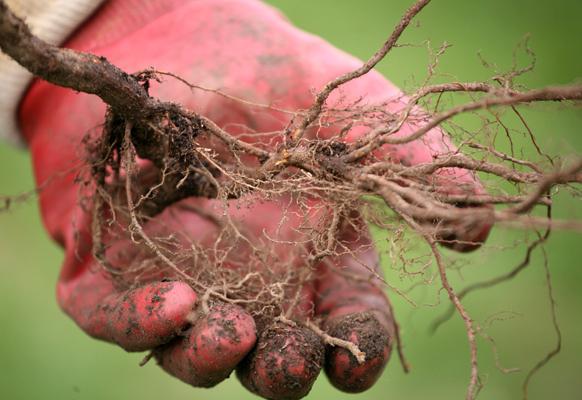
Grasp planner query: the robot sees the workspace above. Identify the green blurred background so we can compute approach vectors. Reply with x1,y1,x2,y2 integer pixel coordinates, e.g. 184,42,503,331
1,1,581,399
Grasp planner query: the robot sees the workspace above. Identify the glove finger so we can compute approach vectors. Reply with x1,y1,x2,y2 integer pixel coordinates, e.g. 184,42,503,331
314,225,393,393
156,303,256,388
58,267,197,351
435,202,493,252
236,321,324,400
322,312,392,394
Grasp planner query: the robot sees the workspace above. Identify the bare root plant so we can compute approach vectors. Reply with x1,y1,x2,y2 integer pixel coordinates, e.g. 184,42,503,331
1,0,581,399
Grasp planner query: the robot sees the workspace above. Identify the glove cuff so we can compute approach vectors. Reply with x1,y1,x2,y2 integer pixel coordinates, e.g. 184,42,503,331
0,0,104,147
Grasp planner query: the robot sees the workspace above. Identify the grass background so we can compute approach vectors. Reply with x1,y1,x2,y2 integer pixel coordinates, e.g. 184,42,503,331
0,0,580,399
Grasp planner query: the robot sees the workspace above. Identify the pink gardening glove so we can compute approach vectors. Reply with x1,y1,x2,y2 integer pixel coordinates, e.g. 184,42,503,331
19,1,490,398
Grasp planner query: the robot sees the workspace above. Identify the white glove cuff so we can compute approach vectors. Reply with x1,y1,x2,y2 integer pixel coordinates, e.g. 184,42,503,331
0,0,104,146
